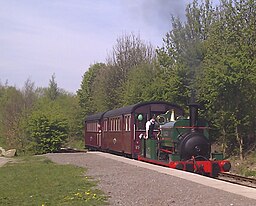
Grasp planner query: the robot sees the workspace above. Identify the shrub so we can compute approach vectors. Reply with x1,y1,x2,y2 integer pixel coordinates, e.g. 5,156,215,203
28,114,68,154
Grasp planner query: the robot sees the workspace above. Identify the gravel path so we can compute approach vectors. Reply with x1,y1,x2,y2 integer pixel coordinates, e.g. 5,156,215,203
45,152,256,206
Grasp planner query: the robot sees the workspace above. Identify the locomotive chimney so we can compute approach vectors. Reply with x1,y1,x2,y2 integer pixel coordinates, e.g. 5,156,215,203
188,91,200,130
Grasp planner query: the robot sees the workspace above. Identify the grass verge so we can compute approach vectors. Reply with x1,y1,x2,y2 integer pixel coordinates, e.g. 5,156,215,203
230,151,256,177
0,156,108,206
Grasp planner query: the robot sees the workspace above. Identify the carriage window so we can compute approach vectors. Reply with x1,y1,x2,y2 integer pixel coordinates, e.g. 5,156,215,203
87,122,98,132
124,115,131,131
110,119,113,131
118,117,121,131
109,117,121,131
116,117,120,131
127,115,131,131
136,113,147,130
104,119,108,131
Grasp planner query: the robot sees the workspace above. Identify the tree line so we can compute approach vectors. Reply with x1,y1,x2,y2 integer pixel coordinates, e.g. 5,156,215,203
77,0,256,159
0,75,82,154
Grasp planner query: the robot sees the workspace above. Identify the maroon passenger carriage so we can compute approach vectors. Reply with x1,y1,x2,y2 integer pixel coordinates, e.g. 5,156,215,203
84,101,183,158
84,112,105,150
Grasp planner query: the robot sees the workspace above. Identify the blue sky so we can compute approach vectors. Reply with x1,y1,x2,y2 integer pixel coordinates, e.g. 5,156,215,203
0,0,192,93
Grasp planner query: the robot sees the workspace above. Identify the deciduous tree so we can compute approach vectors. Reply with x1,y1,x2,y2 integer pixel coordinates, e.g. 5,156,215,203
199,0,256,159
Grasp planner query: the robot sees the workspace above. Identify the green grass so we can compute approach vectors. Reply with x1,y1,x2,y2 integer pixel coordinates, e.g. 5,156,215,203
0,156,108,206
0,136,7,149
230,151,256,177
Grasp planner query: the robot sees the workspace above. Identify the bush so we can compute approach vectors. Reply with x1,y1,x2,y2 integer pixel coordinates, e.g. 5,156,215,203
28,114,68,154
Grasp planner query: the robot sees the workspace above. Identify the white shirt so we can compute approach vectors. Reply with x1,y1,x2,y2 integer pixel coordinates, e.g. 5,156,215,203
145,119,155,138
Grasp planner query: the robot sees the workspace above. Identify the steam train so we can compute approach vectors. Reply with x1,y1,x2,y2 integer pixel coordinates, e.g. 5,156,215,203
84,101,231,177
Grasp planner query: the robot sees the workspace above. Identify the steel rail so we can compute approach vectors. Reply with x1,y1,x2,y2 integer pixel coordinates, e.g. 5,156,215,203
217,172,256,189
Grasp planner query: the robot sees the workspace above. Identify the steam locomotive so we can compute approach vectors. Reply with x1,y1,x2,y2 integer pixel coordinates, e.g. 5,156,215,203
84,100,231,177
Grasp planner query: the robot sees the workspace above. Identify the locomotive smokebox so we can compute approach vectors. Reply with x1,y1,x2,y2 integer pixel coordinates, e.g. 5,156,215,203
177,91,211,160
188,92,200,129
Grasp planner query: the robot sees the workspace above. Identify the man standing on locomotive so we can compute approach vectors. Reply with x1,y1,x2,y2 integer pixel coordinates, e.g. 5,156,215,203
145,116,156,139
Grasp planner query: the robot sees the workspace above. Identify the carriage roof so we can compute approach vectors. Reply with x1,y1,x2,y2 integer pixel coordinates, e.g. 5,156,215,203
103,101,182,118
85,112,105,122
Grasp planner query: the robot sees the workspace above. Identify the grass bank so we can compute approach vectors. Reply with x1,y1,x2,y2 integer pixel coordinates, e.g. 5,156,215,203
230,151,256,177
0,156,108,206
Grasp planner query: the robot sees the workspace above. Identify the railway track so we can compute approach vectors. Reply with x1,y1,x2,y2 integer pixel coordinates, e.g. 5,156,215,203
217,172,256,189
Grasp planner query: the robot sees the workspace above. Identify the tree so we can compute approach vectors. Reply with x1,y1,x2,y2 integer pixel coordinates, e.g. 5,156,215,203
157,0,217,105
55,92,83,144
91,65,120,111
30,84,83,150
47,74,59,101
107,32,155,85
0,79,39,152
22,79,36,110
198,0,256,159
77,33,156,113
121,63,157,105
0,85,24,149
77,63,104,115
106,33,156,108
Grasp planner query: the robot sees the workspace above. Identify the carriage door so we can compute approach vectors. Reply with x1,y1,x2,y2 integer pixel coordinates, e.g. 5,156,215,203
134,113,148,154
97,122,102,147
96,133,101,147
